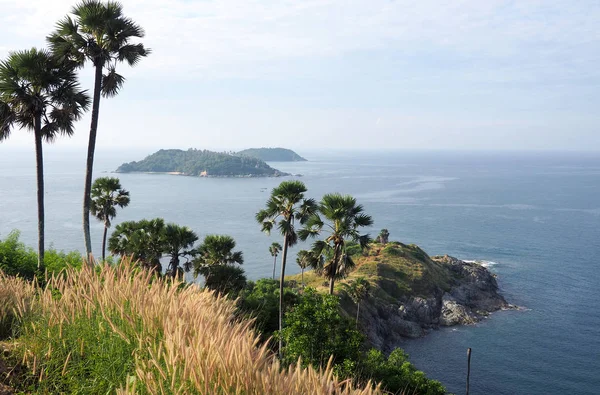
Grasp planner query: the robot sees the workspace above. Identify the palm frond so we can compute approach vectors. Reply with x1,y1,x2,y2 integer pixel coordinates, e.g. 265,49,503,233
101,67,125,98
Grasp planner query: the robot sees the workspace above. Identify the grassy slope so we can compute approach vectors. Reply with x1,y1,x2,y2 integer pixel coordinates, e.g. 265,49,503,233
288,242,456,302
0,263,381,394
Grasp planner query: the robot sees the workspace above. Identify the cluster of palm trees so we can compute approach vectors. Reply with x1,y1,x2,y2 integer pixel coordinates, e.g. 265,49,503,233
0,1,148,267
256,180,373,356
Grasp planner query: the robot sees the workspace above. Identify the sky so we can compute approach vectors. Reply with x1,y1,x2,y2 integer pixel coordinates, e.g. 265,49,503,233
0,0,599,151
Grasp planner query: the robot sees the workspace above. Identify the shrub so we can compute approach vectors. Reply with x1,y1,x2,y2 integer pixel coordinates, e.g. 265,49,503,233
238,279,299,342
278,288,364,369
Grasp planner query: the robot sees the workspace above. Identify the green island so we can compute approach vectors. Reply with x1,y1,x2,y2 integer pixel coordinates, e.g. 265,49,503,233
115,148,290,177
237,147,307,162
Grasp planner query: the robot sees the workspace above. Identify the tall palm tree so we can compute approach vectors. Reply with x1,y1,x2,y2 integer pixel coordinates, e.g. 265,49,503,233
299,193,373,294
256,180,316,356
108,218,165,271
90,176,130,260
0,48,89,267
163,223,198,278
269,242,282,280
341,277,371,327
48,0,149,261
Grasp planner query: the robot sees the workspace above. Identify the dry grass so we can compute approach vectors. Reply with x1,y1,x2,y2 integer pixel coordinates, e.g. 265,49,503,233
0,273,36,339
3,260,381,394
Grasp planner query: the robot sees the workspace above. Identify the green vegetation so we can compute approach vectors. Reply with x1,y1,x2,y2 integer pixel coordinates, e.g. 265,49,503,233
237,147,307,162
90,177,130,260
116,148,289,177
48,0,150,259
0,231,82,286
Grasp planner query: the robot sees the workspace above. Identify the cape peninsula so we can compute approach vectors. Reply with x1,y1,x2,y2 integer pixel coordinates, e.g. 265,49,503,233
115,149,290,177
289,241,513,351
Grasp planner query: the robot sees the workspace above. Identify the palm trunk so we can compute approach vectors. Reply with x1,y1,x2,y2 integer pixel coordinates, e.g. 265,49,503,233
272,255,277,280
101,224,108,261
278,233,289,358
301,267,304,286
83,63,103,265
34,118,44,269
329,244,342,295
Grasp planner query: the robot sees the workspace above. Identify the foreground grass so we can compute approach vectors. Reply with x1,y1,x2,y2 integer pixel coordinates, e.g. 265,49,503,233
0,262,381,394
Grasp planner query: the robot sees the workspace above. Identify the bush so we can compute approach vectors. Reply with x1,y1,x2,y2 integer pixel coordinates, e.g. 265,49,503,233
0,231,84,284
199,264,247,296
278,288,364,369
360,348,446,395
0,231,38,281
238,279,299,342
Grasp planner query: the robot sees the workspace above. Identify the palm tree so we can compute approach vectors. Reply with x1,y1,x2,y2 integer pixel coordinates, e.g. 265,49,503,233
377,228,390,245
256,180,316,356
299,193,373,295
191,234,244,282
108,218,165,271
163,224,198,278
341,277,371,327
48,0,150,261
296,249,321,287
90,177,130,260
0,48,89,267
269,242,282,280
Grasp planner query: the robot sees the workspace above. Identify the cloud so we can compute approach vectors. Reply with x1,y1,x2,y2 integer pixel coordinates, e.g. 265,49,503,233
0,0,599,150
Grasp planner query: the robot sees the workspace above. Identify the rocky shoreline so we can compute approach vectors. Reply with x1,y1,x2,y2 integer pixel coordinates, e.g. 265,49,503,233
358,255,515,352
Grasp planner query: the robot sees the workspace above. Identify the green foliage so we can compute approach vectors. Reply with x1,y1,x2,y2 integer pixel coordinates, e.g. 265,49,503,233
0,231,38,281
360,348,446,395
0,231,82,282
238,279,299,341
236,147,307,162
90,177,130,227
116,148,287,177
278,288,364,368
200,265,247,296
18,309,140,393
108,218,166,271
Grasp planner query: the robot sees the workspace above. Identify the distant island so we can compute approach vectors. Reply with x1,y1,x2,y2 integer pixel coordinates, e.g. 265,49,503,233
236,147,307,162
115,149,289,177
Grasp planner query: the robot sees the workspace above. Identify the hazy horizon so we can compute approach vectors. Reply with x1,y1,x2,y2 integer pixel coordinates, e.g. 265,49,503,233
1,0,599,151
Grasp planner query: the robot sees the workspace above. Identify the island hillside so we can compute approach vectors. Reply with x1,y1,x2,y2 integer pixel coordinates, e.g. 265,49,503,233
116,149,289,177
288,241,511,352
237,147,307,162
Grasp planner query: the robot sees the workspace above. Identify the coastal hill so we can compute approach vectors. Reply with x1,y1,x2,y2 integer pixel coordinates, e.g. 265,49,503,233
236,147,307,162
115,149,289,177
289,241,511,351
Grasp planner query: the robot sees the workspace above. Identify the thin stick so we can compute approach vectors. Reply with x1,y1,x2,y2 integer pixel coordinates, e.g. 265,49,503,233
466,347,472,395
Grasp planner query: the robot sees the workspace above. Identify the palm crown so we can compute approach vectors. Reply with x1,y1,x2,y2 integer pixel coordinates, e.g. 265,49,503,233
0,48,89,141
299,193,373,294
48,0,149,97
191,235,244,277
90,177,130,227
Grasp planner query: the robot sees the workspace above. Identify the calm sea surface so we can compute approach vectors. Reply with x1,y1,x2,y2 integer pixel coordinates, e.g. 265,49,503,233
0,147,599,394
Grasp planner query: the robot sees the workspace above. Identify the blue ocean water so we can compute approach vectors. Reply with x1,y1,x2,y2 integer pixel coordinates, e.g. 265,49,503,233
0,147,599,394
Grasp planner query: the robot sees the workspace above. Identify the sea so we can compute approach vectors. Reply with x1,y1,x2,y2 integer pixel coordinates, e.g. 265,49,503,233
0,146,599,395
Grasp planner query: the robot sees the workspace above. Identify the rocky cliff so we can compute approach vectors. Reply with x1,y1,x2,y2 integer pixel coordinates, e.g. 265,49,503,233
297,242,513,352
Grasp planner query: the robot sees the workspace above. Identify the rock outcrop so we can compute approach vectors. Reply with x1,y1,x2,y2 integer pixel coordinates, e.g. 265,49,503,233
352,252,511,352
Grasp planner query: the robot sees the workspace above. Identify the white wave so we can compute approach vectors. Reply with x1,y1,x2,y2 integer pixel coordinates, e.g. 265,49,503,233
463,259,498,268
